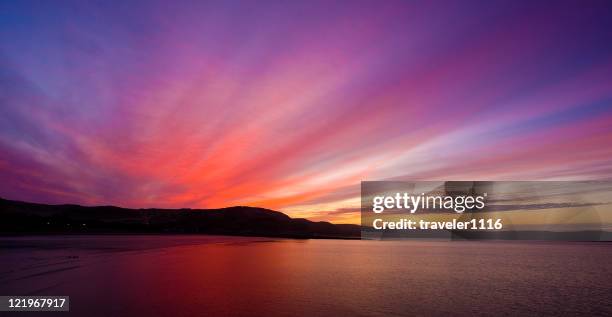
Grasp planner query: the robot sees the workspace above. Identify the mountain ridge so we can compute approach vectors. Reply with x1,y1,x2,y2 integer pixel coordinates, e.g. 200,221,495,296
0,197,361,239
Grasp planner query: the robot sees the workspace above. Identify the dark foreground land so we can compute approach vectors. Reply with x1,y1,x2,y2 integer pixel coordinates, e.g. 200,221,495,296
3,198,611,241
0,198,360,238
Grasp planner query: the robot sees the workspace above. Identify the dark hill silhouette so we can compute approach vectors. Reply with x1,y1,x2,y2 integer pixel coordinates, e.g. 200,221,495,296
0,198,360,238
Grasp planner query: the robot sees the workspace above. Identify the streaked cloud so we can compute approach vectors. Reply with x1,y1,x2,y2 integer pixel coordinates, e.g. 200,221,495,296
1,1,612,223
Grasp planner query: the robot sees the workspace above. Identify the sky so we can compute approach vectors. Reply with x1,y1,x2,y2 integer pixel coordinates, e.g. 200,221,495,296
1,0,612,223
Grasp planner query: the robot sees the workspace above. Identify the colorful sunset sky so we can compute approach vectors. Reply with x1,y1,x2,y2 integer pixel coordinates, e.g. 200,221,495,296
1,1,612,223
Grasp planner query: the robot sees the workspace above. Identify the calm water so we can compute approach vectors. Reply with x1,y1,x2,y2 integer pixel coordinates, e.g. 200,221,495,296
0,236,611,316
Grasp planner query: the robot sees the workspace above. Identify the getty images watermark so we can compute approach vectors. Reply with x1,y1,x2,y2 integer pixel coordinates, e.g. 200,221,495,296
361,181,612,241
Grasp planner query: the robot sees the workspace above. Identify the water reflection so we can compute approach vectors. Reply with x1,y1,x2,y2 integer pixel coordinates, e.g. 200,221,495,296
1,236,611,316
